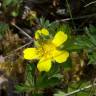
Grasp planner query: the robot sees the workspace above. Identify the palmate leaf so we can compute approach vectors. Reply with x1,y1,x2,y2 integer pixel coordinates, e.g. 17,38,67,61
15,84,32,93
35,65,61,88
36,72,60,88
85,27,96,47
39,18,59,35
48,23,71,36
84,25,96,64
54,81,95,96
25,63,36,87
68,25,96,50
39,17,50,28
88,25,96,34
69,25,96,65
88,52,96,64
57,24,71,34
48,21,59,35
15,63,36,93
75,35,95,49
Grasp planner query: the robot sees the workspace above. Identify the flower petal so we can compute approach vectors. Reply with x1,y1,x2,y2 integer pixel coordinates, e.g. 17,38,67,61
41,28,49,35
37,57,52,72
53,50,69,63
23,48,38,60
52,31,68,47
35,30,41,39
35,28,49,39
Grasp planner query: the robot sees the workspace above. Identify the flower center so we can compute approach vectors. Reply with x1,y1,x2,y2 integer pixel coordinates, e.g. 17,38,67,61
37,41,56,59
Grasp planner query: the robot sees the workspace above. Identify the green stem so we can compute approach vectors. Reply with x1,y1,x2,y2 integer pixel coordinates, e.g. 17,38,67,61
65,0,77,32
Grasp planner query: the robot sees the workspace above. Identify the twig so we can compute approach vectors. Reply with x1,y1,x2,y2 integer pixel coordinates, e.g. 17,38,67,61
4,40,33,59
11,22,33,40
64,83,96,96
84,1,96,7
55,13,96,22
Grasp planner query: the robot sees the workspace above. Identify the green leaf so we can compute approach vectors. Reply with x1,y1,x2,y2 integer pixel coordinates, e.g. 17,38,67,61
3,0,13,7
76,91,91,96
48,21,59,34
0,22,9,39
68,81,90,96
47,64,60,78
85,27,96,46
54,91,66,96
36,76,60,88
25,63,36,87
88,52,96,64
39,17,50,28
15,84,32,93
58,24,71,34
62,58,72,70
2,0,22,9
89,25,96,34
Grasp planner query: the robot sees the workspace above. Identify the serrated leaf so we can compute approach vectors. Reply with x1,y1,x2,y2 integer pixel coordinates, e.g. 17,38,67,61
15,84,32,93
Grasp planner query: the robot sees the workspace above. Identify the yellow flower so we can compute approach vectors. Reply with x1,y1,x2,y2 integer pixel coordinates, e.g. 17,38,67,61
35,28,49,39
23,31,69,72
